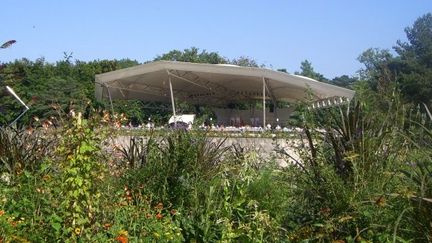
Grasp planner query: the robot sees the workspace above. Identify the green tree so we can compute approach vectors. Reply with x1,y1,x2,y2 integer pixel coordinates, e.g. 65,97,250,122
295,60,328,82
154,47,227,64
358,13,432,105
394,13,432,105
230,56,261,67
330,75,358,89
0,58,139,125
357,48,397,95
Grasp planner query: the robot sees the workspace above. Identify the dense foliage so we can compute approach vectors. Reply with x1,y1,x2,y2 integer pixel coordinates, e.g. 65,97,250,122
0,89,431,241
1,46,356,127
0,12,431,242
359,13,432,106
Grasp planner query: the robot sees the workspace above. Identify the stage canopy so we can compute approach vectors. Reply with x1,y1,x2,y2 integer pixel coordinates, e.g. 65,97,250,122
95,61,354,107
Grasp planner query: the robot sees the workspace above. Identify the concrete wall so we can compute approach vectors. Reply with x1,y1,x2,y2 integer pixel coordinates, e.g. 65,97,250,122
113,135,302,167
213,107,294,127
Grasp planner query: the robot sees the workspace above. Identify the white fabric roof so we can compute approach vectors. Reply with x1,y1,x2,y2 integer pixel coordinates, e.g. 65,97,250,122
95,61,354,105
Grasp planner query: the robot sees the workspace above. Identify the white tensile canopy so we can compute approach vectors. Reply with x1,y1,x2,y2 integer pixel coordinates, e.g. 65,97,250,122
95,61,355,126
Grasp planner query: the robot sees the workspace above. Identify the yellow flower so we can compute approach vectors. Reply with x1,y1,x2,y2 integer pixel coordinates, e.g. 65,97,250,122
118,230,128,236
75,227,81,235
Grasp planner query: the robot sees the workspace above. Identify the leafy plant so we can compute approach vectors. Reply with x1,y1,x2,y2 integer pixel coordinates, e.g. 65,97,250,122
55,113,108,240
399,104,432,241
118,134,155,169
0,126,55,182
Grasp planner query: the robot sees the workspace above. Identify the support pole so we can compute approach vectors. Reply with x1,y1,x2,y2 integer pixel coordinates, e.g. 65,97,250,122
263,79,277,125
262,77,266,129
105,85,115,115
169,75,176,117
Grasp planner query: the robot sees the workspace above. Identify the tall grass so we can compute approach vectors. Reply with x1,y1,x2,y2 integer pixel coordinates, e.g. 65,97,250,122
280,91,432,241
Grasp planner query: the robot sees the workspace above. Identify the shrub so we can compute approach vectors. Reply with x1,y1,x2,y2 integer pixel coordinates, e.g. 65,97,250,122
0,126,55,183
280,94,420,241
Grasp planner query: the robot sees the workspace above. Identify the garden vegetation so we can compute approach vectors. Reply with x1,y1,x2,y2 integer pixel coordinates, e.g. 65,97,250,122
0,13,431,242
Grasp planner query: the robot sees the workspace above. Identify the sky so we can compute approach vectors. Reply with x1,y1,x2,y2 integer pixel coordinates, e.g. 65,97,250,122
1,1,431,79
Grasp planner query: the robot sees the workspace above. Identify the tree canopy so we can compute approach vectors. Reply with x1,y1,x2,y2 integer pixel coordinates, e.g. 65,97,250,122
0,47,267,126
2,11,431,126
359,13,432,105
154,47,227,64
295,60,328,82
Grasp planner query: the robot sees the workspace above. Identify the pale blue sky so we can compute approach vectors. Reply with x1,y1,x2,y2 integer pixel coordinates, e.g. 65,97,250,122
1,1,431,78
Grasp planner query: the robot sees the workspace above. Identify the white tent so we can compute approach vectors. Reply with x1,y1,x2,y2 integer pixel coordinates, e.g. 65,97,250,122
95,61,354,126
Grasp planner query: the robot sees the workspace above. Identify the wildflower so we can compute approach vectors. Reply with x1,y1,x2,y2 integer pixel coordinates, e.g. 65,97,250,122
124,186,132,202
116,230,128,243
103,223,112,230
156,213,163,220
155,202,163,210
146,213,152,219
1,173,11,185
74,227,81,235
42,120,52,130
116,235,128,243
0,210,4,216
26,127,34,135
170,209,177,215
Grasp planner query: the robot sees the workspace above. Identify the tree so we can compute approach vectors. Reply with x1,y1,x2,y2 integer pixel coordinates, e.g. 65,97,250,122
154,47,227,64
358,13,432,105
330,75,358,89
357,48,394,92
295,60,328,82
393,13,432,105
0,58,140,125
230,56,260,67
395,13,432,68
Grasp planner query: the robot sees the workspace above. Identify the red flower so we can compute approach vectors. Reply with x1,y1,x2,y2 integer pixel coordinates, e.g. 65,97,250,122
156,213,163,220
115,235,128,243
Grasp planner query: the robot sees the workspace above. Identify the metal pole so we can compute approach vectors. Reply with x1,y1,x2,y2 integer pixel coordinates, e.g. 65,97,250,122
169,75,176,117
9,108,29,127
5,86,30,127
262,77,266,129
105,85,115,115
6,86,29,110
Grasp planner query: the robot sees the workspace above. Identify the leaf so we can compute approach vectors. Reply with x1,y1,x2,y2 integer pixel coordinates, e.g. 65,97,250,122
79,143,95,153
51,222,61,231
75,177,83,186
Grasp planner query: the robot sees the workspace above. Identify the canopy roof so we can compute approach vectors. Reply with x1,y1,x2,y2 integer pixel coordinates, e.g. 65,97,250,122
95,61,354,106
